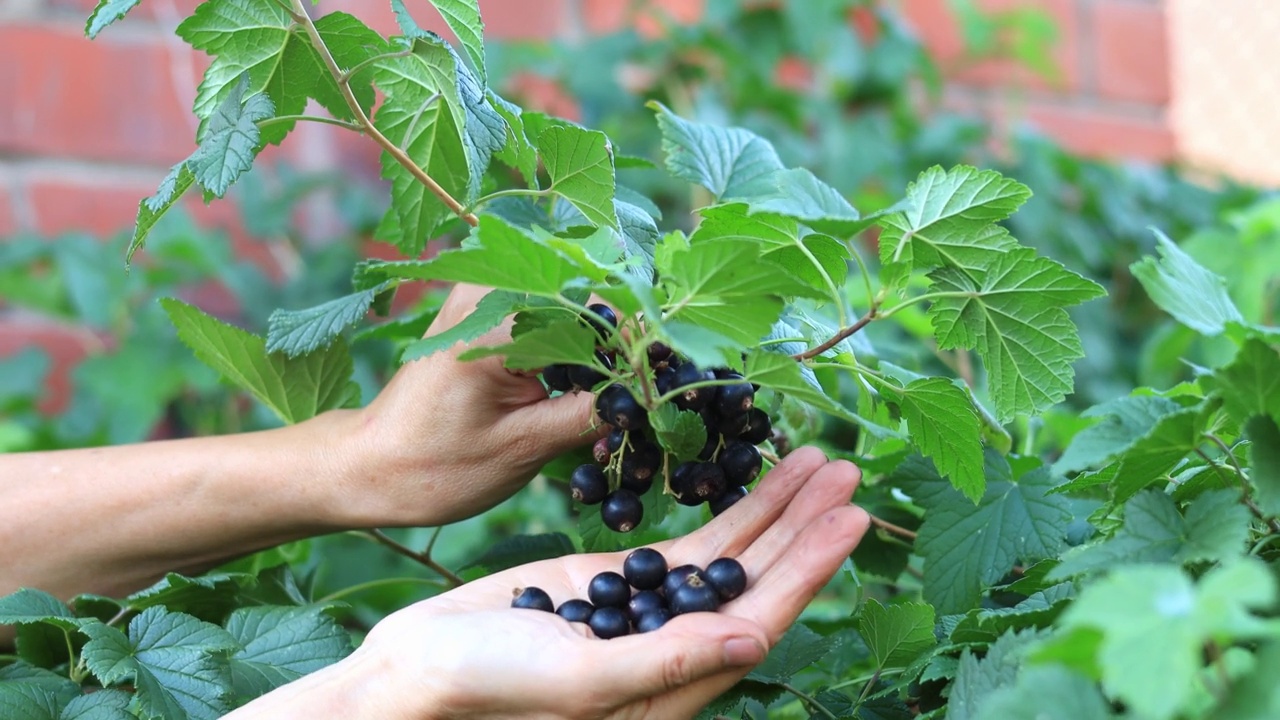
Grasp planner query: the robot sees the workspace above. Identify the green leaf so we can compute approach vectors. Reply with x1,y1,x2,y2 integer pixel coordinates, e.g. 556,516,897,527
896,452,1072,614
85,0,140,38
950,584,1075,644
692,205,848,298
425,0,486,84
399,290,519,361
856,599,936,670
161,298,358,425
1209,337,1280,422
1050,560,1279,720
1247,414,1280,517
948,629,1046,720
744,350,865,428
647,101,784,199
540,125,619,230
884,377,985,502
614,200,659,282
489,90,539,187
80,607,240,720
1130,228,1244,335
1052,395,1181,475
1049,489,1249,579
1105,403,1210,501
123,572,257,618
973,666,1114,720
746,623,836,684
1210,640,1280,720
0,682,68,720
741,168,863,236
225,607,352,700
127,163,196,265
0,589,78,631
927,247,1107,422
649,404,709,461
457,320,599,370
460,533,577,573
266,284,388,358
186,74,274,198
61,689,135,720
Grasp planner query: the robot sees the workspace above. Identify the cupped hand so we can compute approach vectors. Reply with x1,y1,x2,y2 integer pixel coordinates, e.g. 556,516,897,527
358,447,870,720
344,283,602,527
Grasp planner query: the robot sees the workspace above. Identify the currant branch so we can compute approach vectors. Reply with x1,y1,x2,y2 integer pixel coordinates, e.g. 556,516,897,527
359,529,465,587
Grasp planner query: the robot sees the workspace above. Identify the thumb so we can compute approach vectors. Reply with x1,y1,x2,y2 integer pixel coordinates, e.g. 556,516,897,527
584,615,768,706
503,387,604,460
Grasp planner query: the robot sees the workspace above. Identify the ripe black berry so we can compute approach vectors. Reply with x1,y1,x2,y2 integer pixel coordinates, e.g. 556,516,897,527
588,571,631,608
654,367,677,397
592,437,611,465
569,351,614,391
670,575,721,615
598,385,647,431
741,408,772,445
672,363,717,411
719,441,762,486
570,464,609,505
704,558,748,601
606,428,627,454
623,548,668,591
715,381,755,418
709,486,748,516
556,599,595,623
647,342,673,366
601,489,643,532
635,609,671,633
584,303,619,341
621,443,661,486
716,411,750,439
697,433,720,461
511,586,554,612
628,589,665,619
663,565,706,599
671,462,727,506
588,606,631,639
543,364,573,393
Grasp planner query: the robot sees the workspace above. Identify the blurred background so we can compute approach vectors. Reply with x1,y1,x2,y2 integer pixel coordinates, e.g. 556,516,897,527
1,0,1278,613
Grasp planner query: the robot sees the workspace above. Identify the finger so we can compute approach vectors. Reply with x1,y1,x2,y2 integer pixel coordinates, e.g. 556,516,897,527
496,389,605,465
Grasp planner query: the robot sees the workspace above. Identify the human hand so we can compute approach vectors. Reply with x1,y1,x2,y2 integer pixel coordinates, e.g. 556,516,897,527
337,282,601,527
346,447,868,720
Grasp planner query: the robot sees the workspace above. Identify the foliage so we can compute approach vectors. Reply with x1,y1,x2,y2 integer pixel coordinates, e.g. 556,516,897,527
3,0,1280,719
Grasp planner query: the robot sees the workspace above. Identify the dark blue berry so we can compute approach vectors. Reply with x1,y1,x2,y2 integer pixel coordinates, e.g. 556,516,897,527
718,441,762,486
621,443,661,487
715,382,755,418
672,363,717,411
606,428,627,454
670,575,721,615
623,547,668,591
556,599,595,623
601,489,643,532
511,586,554,612
635,609,671,633
647,342,673,366
709,486,748,517
671,462,727,506
704,558,748,601
584,303,619,341
543,364,573,393
570,464,609,505
588,571,631,608
588,606,631,639
741,408,772,445
663,564,705,599
628,590,665,619
654,367,677,396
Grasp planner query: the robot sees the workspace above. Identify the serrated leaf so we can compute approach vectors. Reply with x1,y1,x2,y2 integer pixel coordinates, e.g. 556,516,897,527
895,452,1072,614
457,320,599,370
856,599,936,670
0,682,69,720
946,629,1047,720
123,572,257,619
266,284,387,357
85,0,141,38
885,378,985,501
399,290,519,361
540,125,618,230
425,0,486,84
186,74,273,198
1105,403,1210,501
61,689,134,720
1210,337,1280,422
0,664,80,694
1209,640,1280,720
614,200,658,282
225,607,351,700
1130,229,1244,335
649,404,708,461
127,163,196,265
746,623,836,684
0,589,78,631
1052,395,1182,475
161,298,358,425
741,168,864,236
80,607,239,720
693,205,849,298
973,666,1114,720
489,90,539,187
1247,414,1280,516
950,584,1074,644
648,101,784,199
461,533,577,573
927,247,1107,422
746,350,899,438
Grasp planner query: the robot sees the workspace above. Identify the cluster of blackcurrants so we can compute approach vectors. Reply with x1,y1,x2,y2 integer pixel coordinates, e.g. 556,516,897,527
541,304,774,533
510,548,747,639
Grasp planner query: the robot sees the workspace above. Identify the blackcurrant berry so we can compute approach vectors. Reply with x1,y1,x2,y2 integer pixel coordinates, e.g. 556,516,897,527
669,575,721,615
595,384,628,424
671,462,727,506
621,473,653,495
716,411,750,439
635,609,671,633
570,464,609,505
623,548,668,591
569,351,614,391
718,441,762,487
627,589,665,619
622,443,661,485
588,606,631,639
584,303,619,341
672,363,717,412
647,342,673,367
599,385,647,431
511,586,554,612
741,408,772,445
704,558,748,601
715,382,755,417
556,598,595,623
709,486,748,516
697,433,721,461
601,489,643,532
654,367,677,397
663,565,706,599
543,364,573,393
592,437,612,465
606,428,627,454
588,571,631,608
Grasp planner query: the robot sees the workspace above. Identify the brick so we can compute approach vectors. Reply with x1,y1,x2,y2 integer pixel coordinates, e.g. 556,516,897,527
1023,102,1175,162
583,0,704,36
0,24,203,166
319,0,570,40
0,316,102,415
1091,1,1170,104
901,0,1081,94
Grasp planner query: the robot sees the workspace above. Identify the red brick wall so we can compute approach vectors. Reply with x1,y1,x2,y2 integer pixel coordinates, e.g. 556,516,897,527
0,0,1175,415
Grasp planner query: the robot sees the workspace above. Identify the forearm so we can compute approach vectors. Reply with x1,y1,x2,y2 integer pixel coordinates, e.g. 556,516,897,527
0,409,371,602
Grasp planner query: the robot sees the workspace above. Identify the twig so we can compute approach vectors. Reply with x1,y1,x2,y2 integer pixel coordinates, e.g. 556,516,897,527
105,607,131,628
424,525,444,557
853,668,882,709
1197,440,1280,534
870,514,918,541
783,683,839,720
258,114,361,131
362,529,465,587
760,448,782,465
793,309,877,361
289,0,478,227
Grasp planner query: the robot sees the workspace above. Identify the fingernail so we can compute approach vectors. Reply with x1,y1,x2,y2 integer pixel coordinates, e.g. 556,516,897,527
723,637,766,666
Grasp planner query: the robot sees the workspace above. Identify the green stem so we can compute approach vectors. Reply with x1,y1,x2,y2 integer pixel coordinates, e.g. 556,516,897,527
879,290,973,319
853,668,883,709
796,239,848,327
470,187,551,212
828,667,904,692
0,654,19,663
338,49,412,84
257,114,361,131
847,240,878,316
783,683,839,720
318,576,446,604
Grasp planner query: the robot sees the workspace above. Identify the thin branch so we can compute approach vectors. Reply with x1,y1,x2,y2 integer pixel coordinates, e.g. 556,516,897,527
105,607,130,628
760,448,782,465
1195,446,1280,534
289,0,478,227
869,514,918,541
783,683,839,720
853,668,882,709
258,114,361,131
424,525,445,557
794,309,877,361
846,239,877,314
318,576,447,604
1204,434,1280,534
361,529,465,587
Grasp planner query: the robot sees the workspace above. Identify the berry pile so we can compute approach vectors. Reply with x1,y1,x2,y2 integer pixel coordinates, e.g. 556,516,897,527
541,304,774,533
509,548,748,639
